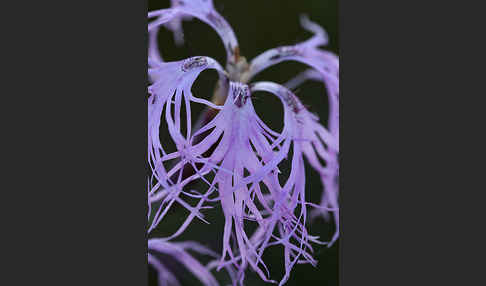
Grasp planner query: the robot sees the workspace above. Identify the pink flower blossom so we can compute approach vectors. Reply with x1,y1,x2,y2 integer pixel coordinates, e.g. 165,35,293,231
148,1,339,285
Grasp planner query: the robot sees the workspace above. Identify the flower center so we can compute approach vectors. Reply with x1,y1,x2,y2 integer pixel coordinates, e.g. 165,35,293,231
226,54,250,82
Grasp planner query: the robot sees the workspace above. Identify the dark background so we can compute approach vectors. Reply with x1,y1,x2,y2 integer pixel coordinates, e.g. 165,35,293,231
148,0,339,285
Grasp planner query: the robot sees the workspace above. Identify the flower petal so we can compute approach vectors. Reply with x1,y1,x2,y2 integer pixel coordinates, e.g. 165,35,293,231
246,17,338,105
148,1,240,64
148,239,219,286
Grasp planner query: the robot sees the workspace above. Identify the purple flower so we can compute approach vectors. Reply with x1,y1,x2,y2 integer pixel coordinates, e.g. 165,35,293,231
148,239,236,286
148,1,339,285
148,183,237,286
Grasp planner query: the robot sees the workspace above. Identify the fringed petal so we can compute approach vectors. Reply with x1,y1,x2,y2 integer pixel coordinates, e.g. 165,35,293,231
246,16,338,105
148,239,219,286
285,68,340,245
252,81,339,247
148,0,240,64
148,56,225,181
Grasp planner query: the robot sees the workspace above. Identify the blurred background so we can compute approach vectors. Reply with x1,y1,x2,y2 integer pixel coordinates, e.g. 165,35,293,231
148,0,339,285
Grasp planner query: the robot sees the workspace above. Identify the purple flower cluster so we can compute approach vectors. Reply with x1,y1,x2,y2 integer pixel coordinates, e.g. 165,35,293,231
147,1,339,285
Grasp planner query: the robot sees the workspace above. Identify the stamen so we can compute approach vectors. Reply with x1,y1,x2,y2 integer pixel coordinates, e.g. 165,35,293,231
232,84,250,108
